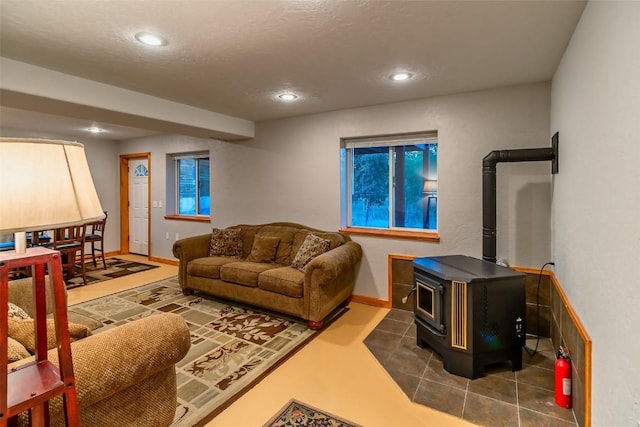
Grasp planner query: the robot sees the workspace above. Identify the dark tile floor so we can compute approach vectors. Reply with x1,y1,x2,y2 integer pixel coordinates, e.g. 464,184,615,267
364,309,577,427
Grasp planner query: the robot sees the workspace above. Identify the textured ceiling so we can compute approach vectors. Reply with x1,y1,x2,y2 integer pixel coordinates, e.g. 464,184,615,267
0,0,586,139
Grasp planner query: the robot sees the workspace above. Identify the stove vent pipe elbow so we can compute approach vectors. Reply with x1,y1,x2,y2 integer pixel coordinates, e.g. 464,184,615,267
482,133,558,263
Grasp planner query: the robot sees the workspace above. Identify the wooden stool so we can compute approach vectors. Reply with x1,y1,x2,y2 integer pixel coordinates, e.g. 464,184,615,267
1,247,80,426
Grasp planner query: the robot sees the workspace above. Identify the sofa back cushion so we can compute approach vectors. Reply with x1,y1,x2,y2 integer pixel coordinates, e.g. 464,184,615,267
254,226,298,265
231,223,346,265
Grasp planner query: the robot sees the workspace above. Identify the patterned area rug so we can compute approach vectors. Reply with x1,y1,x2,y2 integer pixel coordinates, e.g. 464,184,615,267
70,277,328,427
66,257,158,288
264,399,362,427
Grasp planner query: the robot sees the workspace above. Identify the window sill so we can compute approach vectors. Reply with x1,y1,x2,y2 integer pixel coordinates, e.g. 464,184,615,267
164,215,211,223
339,227,440,242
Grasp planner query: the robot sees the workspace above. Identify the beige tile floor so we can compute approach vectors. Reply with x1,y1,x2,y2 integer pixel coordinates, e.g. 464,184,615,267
68,255,475,427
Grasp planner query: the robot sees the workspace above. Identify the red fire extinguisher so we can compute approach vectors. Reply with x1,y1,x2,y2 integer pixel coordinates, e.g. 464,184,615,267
555,347,572,409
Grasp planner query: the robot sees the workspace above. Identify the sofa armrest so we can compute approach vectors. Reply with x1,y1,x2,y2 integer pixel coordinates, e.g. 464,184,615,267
305,241,363,287
303,241,362,324
172,233,212,287
48,313,190,410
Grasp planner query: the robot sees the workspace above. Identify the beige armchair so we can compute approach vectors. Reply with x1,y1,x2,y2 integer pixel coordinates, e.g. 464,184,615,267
8,278,191,426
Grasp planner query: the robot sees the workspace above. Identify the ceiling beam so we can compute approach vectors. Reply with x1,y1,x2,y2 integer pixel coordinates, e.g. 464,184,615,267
0,58,254,141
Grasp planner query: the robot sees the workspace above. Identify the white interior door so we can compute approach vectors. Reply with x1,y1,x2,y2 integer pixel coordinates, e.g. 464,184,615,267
128,158,149,255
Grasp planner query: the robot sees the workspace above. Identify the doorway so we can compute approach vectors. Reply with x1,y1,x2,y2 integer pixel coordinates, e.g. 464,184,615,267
119,153,150,256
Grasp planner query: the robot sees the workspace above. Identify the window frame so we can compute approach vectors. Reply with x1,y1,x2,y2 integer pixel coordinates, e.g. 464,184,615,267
165,152,211,222
340,132,439,242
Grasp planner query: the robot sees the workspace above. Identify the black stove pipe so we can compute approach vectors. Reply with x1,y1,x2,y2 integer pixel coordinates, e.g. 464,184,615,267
482,135,558,263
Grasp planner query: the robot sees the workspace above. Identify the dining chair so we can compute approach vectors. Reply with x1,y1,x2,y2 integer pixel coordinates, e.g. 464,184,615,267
84,211,107,269
50,225,88,286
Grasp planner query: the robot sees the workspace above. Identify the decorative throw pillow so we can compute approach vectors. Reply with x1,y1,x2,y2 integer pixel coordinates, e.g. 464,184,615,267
8,336,31,363
8,318,92,354
291,233,331,271
208,228,243,258
246,235,280,263
8,302,31,320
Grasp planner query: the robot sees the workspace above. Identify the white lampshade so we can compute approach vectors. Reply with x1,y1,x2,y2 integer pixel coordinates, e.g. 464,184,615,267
423,179,438,195
0,138,105,235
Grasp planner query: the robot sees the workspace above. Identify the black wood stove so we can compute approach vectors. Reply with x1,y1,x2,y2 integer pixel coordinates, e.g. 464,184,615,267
413,255,526,379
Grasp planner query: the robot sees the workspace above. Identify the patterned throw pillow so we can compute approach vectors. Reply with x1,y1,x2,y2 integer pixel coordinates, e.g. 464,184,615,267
209,228,243,258
8,302,31,320
291,233,331,271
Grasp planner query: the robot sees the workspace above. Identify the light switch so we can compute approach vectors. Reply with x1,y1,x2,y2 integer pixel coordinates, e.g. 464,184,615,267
158,200,163,208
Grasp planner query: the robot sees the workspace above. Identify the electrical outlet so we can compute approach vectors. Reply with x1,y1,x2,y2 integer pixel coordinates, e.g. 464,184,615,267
158,200,163,208
165,232,169,240
175,233,180,241
152,200,158,208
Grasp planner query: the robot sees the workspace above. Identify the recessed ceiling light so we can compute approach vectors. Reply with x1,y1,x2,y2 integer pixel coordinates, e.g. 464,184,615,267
134,32,167,47
86,126,106,134
277,93,298,102
390,72,413,81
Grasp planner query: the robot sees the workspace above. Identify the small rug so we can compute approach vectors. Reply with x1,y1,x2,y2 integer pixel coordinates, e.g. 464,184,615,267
66,257,158,288
71,277,331,427
264,399,362,427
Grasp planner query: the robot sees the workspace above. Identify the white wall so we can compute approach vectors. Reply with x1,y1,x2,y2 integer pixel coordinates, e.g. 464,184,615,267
551,1,640,425
129,83,553,299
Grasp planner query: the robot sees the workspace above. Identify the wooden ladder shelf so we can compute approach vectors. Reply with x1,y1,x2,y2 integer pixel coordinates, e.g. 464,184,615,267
1,247,80,426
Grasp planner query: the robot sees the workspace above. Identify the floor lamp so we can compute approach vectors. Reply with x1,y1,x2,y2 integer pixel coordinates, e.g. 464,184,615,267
0,137,105,425
423,179,438,229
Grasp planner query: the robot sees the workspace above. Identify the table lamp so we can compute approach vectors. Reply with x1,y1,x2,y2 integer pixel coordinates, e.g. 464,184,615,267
0,138,105,253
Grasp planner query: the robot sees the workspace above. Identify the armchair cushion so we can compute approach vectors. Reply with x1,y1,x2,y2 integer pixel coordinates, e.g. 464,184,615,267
8,336,30,363
8,317,92,354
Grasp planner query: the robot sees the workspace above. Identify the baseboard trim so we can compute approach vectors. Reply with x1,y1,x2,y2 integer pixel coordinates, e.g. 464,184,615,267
350,294,389,308
148,256,179,266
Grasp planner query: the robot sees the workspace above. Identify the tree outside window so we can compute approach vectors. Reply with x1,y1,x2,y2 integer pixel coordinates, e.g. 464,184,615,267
344,133,437,231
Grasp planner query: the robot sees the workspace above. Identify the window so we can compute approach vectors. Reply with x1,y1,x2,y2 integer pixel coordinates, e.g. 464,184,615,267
173,153,210,217
341,132,438,234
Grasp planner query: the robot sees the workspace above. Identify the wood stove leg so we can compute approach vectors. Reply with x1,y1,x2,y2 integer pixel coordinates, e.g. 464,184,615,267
182,288,194,296
511,348,523,372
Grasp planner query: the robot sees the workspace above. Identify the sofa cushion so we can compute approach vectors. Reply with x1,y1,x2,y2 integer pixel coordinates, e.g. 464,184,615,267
220,261,279,287
8,317,92,354
258,267,305,298
188,256,239,279
65,311,104,331
291,233,331,271
8,336,30,363
246,235,280,263
208,228,243,258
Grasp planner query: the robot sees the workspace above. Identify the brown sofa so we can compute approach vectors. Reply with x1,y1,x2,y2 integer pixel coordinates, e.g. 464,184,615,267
8,278,191,426
172,222,362,329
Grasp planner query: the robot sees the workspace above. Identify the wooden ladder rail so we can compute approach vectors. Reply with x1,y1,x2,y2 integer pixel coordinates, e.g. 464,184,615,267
1,247,80,426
